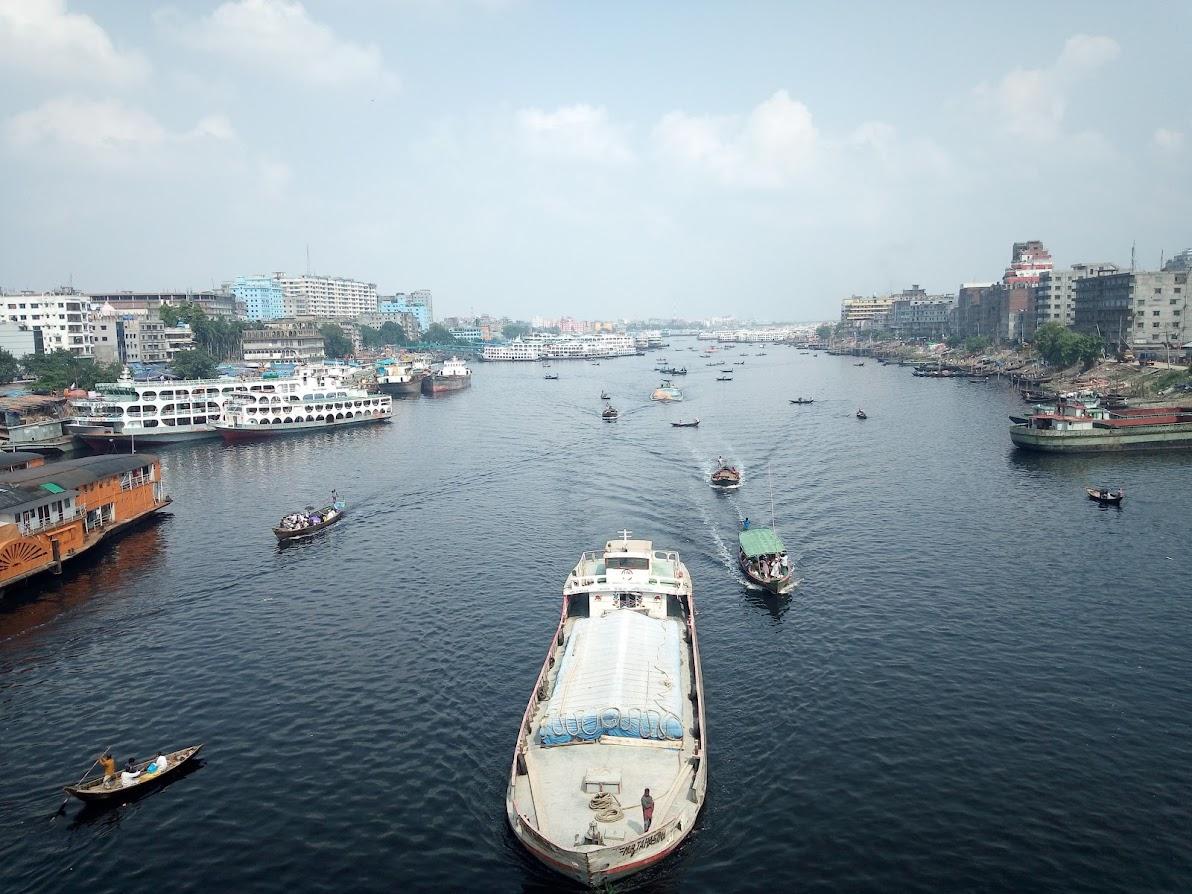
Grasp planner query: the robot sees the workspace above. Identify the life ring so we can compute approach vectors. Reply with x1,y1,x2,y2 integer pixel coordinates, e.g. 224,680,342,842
621,569,633,579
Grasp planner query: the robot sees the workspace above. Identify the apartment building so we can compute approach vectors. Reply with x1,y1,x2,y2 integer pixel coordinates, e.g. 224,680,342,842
1036,263,1120,329
276,274,378,319
241,324,326,364
2,291,93,357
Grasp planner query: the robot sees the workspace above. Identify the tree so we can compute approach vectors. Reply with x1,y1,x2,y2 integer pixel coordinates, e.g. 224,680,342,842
379,321,407,345
0,348,19,384
963,335,992,354
170,349,218,380
503,323,530,340
158,304,180,327
21,350,123,392
360,325,384,349
815,324,832,341
320,323,353,358
424,323,458,345
1033,323,1104,368
161,302,247,360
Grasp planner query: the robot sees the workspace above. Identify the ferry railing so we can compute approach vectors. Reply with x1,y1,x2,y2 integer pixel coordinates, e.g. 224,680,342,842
19,507,82,536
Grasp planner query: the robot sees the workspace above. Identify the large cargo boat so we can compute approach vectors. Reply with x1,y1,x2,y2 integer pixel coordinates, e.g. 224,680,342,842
215,367,391,442
506,533,707,887
1010,404,1192,453
422,357,471,395
375,361,428,396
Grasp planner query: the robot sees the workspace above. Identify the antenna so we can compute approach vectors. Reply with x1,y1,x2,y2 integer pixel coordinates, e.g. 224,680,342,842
306,244,311,276
768,465,775,529
1131,241,1136,272
617,529,632,541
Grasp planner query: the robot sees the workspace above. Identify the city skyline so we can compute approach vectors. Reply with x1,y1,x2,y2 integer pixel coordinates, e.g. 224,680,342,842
1,1,1190,320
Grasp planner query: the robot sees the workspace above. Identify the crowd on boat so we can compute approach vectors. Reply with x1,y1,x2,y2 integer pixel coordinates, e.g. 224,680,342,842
278,494,341,531
99,750,171,789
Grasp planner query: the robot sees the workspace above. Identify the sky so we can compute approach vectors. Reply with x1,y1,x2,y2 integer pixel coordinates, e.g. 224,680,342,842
1,1,1190,322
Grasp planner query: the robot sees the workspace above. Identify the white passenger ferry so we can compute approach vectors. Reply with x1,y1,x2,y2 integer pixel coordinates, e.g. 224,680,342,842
506,532,707,886
67,369,256,448
215,366,391,441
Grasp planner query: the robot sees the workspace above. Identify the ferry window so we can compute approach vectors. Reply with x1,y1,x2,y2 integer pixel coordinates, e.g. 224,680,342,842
605,556,650,570
142,392,156,400
143,420,158,428
159,390,173,398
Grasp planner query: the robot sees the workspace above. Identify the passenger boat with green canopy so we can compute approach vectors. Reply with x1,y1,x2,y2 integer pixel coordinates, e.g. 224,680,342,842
737,527,794,595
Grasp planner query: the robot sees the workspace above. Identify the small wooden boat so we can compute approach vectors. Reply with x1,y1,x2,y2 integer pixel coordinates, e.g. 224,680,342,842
716,375,733,381
789,398,815,405
274,500,346,541
738,527,794,595
1086,486,1124,505
601,404,619,421
856,409,868,419
64,745,203,803
599,391,610,400
544,374,559,380
733,361,745,365
720,368,733,373
710,463,741,489
854,362,865,367
671,419,700,428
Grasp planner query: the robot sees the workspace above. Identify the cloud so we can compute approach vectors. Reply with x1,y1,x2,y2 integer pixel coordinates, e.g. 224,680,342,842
652,90,817,188
1153,127,1185,153
5,97,235,157
516,104,634,165
160,0,398,90
0,0,149,84
975,34,1120,141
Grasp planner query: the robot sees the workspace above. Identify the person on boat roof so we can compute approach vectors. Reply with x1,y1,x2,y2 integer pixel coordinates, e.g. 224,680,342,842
743,517,750,530
99,751,117,787
641,788,655,832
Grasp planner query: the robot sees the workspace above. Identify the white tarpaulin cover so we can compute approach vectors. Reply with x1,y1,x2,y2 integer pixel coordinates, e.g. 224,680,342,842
539,610,685,745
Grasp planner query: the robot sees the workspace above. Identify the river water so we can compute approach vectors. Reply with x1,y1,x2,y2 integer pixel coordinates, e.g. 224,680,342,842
2,342,1190,893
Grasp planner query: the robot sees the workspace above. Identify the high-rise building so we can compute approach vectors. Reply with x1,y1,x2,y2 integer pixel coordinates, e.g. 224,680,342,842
1124,269,1190,356
889,287,955,340
241,323,326,364
1,290,93,357
276,274,377,319
1035,263,1120,330
90,289,237,318
840,295,894,329
377,292,431,333
233,275,285,321
1073,272,1135,350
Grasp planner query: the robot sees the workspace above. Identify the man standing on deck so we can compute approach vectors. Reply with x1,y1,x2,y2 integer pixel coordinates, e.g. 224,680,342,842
98,751,117,787
641,788,655,832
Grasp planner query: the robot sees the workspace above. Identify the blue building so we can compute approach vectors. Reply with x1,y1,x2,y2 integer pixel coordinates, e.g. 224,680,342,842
379,292,432,333
233,275,285,321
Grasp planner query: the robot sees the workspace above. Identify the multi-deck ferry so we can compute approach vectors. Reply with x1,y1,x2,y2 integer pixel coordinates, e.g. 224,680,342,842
67,369,256,448
214,367,392,441
506,533,707,886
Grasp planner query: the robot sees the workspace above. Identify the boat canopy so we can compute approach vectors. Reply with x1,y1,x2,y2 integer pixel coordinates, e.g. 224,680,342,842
738,528,785,557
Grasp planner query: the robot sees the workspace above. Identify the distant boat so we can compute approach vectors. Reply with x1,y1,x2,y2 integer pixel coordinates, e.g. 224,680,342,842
651,380,683,402
789,398,815,405
544,374,559,380
716,375,733,382
671,419,700,428
720,368,733,373
602,404,619,422
600,391,610,400
733,361,745,365
854,362,865,367
1086,486,1123,505
856,409,868,420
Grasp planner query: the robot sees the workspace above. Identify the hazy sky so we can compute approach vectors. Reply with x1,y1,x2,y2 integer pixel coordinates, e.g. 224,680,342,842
2,1,1190,321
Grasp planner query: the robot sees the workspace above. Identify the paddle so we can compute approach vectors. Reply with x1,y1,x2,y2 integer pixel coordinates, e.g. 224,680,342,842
52,745,112,819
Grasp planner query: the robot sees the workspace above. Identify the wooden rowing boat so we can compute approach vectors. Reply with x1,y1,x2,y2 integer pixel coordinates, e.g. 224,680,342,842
274,501,346,541
64,744,203,803
1086,487,1124,505
671,419,700,428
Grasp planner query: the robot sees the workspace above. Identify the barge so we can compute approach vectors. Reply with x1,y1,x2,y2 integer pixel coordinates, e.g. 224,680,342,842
1010,404,1192,453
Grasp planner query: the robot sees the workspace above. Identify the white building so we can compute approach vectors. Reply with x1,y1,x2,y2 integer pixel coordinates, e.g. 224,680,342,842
2,291,93,357
242,324,326,364
276,274,378,319
0,321,40,358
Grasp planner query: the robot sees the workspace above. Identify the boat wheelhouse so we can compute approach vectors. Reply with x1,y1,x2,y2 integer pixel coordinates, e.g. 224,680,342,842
375,361,427,396
507,533,707,887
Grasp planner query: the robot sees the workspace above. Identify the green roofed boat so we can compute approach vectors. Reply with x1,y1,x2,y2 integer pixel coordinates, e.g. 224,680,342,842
737,526,794,595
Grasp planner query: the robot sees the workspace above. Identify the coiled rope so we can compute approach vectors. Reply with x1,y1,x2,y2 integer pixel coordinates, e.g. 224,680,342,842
589,791,624,822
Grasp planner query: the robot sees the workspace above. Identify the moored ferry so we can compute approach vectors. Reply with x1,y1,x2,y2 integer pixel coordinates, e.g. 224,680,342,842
506,532,707,887
215,367,392,441
422,357,472,395
67,368,249,448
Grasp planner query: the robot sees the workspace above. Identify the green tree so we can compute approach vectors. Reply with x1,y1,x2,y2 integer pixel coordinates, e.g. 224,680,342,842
503,323,530,340
0,348,19,384
162,302,246,360
158,304,180,326
320,323,353,358
21,350,122,391
170,349,219,379
379,321,407,345
1033,323,1103,368
360,325,384,349
424,323,458,344
815,324,832,341
963,335,992,354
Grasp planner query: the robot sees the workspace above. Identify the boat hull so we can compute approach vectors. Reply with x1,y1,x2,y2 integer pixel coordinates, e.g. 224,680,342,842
376,378,424,396
1010,421,1192,453
739,555,795,594
274,508,345,540
72,428,220,450
65,744,203,803
422,376,471,395
216,413,391,442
